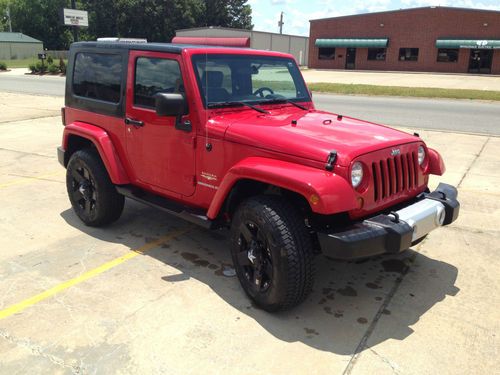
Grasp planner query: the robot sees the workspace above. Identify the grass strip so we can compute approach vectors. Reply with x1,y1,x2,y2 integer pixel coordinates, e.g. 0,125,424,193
308,82,500,101
1,58,37,68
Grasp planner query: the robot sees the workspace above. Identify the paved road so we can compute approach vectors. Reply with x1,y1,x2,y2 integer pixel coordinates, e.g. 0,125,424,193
0,74,64,96
313,94,500,135
1,74,499,135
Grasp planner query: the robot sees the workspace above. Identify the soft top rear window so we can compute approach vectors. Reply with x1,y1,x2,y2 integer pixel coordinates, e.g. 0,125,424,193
73,53,122,103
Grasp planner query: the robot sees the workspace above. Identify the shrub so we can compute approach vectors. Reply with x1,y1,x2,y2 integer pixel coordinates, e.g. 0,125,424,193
47,55,54,64
35,61,47,73
29,63,37,73
48,64,58,74
0,61,7,71
59,58,66,75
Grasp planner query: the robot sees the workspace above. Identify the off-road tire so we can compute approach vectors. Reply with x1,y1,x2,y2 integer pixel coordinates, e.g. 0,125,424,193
66,148,124,227
230,195,315,312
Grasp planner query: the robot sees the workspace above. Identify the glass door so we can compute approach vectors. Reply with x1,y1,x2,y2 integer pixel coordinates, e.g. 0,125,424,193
345,48,356,70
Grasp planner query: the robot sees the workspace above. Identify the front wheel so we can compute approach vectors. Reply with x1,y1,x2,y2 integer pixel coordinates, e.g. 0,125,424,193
230,195,315,311
66,148,124,227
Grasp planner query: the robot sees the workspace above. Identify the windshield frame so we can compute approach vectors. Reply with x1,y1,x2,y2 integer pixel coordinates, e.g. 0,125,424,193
191,53,312,109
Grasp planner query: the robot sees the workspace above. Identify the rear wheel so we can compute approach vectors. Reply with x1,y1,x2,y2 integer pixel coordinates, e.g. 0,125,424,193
230,195,315,311
66,149,124,227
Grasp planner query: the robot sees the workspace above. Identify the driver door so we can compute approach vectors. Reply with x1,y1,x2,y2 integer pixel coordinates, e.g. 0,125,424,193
125,50,195,196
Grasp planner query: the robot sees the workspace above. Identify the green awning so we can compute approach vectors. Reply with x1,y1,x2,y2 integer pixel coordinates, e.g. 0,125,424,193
436,39,500,49
315,38,388,48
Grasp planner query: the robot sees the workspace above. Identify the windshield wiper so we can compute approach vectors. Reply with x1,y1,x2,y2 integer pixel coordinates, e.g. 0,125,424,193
259,98,308,110
207,101,269,114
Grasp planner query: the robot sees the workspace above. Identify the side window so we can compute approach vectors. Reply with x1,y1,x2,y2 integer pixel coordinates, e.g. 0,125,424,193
437,48,458,62
318,47,335,60
195,60,233,104
367,48,386,61
73,53,122,103
134,57,184,108
399,48,419,61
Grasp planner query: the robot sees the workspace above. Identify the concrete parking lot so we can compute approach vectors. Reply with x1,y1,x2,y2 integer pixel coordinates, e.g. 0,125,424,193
0,92,498,374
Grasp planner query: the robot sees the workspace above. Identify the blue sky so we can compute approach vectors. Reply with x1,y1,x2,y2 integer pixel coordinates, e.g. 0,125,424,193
248,0,500,36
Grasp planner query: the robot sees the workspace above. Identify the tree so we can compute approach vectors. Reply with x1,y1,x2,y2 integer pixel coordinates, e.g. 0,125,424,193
7,0,73,49
2,0,253,49
0,1,10,32
204,0,252,29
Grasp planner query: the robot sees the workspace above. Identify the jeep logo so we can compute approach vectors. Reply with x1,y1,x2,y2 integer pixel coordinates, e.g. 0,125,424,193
391,149,401,156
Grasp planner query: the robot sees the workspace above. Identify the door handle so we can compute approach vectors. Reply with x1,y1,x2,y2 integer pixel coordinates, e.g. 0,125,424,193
125,118,144,127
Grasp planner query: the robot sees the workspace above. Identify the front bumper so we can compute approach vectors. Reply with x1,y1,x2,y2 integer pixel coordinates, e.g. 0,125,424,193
317,183,460,259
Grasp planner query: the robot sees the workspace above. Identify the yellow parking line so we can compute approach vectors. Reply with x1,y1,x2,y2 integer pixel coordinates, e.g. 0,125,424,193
0,228,190,320
0,171,63,189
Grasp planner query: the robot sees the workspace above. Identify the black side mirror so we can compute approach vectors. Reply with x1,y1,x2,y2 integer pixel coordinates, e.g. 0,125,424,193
154,93,187,117
154,93,191,132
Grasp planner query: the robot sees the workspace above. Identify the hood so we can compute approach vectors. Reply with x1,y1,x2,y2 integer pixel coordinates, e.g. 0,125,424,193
213,108,419,166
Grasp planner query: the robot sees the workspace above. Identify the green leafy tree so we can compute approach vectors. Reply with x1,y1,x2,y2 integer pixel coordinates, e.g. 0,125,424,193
8,0,73,49
0,0,11,32
2,0,252,49
203,0,252,29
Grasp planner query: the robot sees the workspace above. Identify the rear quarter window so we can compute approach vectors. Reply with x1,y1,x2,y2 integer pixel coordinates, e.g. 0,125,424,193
73,53,122,103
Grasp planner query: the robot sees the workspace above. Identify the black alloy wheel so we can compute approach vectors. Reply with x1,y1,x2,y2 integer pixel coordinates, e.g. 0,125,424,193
235,220,274,293
66,149,124,227
69,164,97,218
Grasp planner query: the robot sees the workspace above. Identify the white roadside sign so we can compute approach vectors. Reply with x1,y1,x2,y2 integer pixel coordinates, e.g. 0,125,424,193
62,8,89,27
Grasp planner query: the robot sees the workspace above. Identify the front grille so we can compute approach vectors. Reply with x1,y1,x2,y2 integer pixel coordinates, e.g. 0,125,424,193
372,152,419,202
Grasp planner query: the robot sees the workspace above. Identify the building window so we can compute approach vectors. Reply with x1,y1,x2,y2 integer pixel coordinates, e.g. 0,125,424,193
73,53,122,103
437,48,458,62
318,47,335,60
134,57,184,108
399,48,419,61
367,48,386,61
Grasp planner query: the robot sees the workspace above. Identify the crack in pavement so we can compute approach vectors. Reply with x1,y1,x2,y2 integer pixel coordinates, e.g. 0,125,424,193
0,148,55,159
0,328,85,374
369,348,401,374
457,137,490,188
0,115,61,125
342,240,425,375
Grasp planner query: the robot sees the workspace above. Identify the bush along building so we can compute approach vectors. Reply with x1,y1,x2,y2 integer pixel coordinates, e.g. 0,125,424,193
309,7,500,74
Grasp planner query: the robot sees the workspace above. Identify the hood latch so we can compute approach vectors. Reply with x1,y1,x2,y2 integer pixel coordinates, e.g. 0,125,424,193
325,150,337,171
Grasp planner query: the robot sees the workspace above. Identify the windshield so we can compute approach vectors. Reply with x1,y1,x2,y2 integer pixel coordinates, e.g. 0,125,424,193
191,54,311,107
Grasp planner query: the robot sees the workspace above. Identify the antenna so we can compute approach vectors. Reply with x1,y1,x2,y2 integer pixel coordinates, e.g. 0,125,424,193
278,11,284,34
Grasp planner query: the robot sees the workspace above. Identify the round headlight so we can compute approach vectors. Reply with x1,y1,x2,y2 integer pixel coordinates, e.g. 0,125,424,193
351,162,363,188
418,146,426,165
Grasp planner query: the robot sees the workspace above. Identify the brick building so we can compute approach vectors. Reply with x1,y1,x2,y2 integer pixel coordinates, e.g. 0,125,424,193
308,7,500,74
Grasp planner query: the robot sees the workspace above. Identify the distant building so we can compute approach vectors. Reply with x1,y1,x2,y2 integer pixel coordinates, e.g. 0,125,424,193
175,27,309,65
0,32,43,60
309,7,500,74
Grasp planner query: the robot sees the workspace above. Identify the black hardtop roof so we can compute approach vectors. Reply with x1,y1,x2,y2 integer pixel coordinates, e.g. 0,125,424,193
71,41,251,54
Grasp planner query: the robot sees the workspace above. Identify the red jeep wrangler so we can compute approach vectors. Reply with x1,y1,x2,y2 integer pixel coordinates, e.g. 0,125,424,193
58,41,459,311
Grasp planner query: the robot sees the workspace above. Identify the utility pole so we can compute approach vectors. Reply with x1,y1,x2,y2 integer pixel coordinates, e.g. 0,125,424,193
278,11,284,34
71,0,78,42
6,6,12,32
